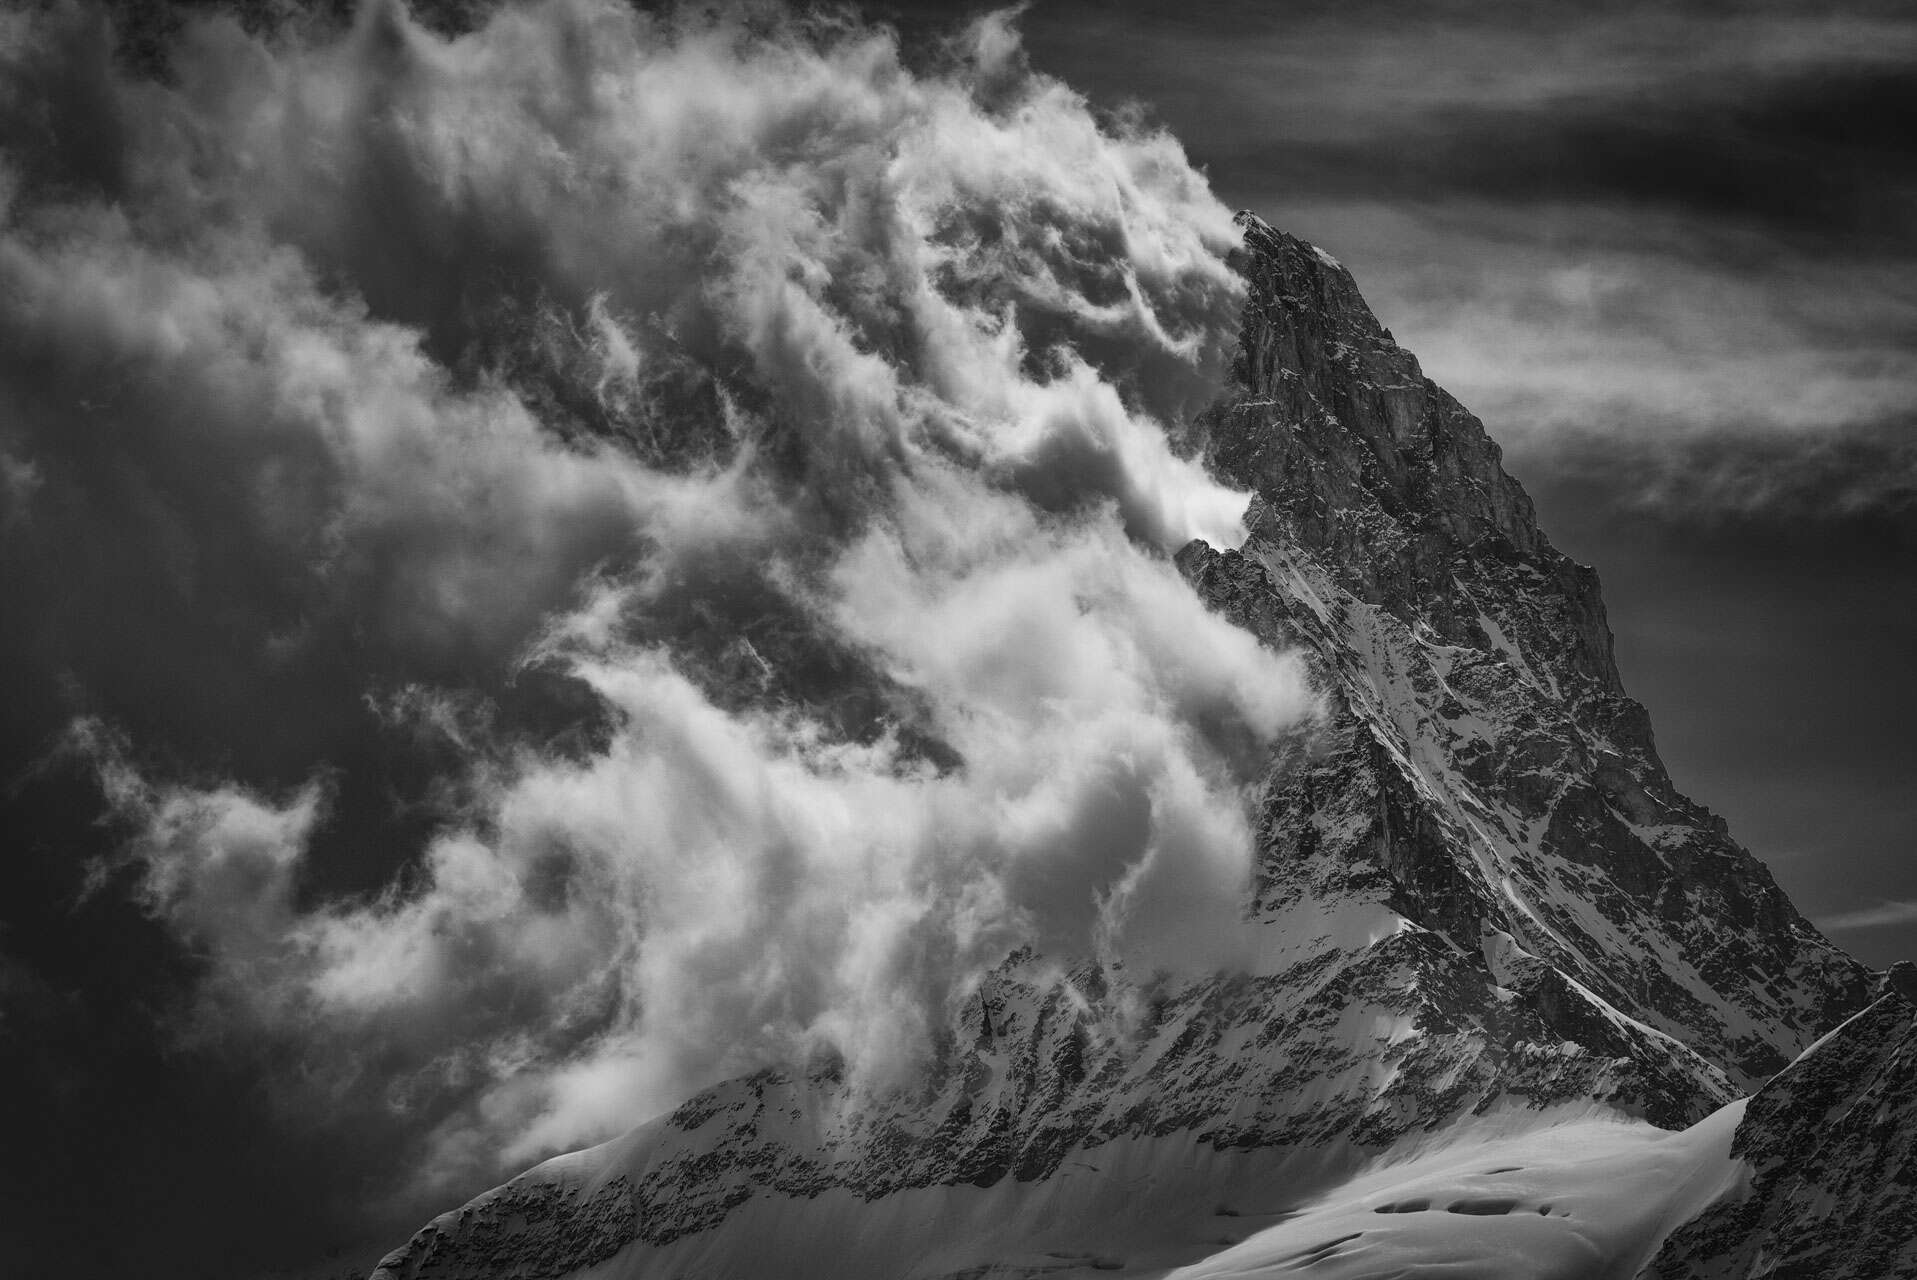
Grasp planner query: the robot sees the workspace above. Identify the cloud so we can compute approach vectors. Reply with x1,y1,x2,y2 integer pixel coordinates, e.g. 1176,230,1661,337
1816,900,1917,933
999,0,1917,529
1033,1,1917,161
1176,191,1917,531
71,719,322,963
1210,61,1917,247
1301,203,1917,523
3,0,1310,1206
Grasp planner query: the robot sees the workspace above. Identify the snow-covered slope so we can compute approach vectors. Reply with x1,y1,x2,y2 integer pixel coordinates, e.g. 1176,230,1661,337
1169,987,1917,1280
1168,1102,1750,1280
368,217,1900,1280
1641,988,1917,1278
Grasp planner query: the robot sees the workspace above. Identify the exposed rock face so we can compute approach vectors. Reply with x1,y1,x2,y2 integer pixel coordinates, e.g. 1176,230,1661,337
1641,992,1917,1280
369,217,1885,1280
1186,215,1871,1087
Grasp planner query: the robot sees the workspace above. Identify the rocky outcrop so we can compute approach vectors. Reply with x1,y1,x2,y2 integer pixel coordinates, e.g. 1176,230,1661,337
368,217,1882,1280
1641,992,1917,1279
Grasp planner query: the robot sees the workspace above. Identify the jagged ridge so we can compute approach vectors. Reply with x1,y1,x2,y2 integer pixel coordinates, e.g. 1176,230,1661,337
1642,990,1917,1278
1188,213,1870,1086
368,217,1885,1280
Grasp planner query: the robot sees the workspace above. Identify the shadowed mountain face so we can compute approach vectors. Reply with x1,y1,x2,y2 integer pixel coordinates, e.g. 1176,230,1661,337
1643,988,1917,1280
366,219,1905,1280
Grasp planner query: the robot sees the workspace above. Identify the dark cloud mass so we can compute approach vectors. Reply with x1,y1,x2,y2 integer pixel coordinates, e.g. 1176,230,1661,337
0,1,1912,1277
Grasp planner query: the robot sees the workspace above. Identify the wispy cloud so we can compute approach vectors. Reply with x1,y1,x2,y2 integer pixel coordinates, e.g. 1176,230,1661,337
1007,0,1917,529
1816,900,1917,933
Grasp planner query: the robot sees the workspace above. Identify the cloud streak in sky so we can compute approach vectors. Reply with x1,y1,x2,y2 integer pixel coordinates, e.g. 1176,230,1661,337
1314,205,1917,522
1002,0,1917,528
0,0,1310,1210
1816,900,1917,933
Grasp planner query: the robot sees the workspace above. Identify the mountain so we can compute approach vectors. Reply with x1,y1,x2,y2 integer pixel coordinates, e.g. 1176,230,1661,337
366,215,1911,1280
1644,986,1917,1278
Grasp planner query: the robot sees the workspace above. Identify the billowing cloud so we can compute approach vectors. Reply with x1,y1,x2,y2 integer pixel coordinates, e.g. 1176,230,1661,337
1,0,1310,1208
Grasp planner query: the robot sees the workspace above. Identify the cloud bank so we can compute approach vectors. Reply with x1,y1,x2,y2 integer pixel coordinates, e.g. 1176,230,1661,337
0,0,1308,1202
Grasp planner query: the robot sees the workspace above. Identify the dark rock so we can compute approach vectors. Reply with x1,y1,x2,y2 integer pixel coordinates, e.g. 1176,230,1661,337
1641,993,1917,1280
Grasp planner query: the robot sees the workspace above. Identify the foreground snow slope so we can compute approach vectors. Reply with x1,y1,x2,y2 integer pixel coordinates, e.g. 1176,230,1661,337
1169,1105,1747,1280
1173,987,1917,1280
371,218,1901,1280
1642,989,1917,1278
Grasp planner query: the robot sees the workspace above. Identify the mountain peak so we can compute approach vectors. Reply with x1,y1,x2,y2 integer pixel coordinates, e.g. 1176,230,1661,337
1208,212,1583,672
1187,216,1871,1084
367,215,1892,1280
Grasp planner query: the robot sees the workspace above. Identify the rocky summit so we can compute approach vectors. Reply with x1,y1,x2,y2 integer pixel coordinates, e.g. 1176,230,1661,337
368,217,1914,1280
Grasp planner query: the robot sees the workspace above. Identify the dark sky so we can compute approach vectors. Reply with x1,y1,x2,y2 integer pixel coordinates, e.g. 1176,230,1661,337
0,2,1912,1278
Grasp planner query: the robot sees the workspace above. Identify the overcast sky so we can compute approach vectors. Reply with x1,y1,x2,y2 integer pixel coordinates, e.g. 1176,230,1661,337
0,2,1911,1277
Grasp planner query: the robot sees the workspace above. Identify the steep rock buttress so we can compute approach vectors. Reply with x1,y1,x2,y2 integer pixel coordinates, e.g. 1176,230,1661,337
1181,214,1871,1087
